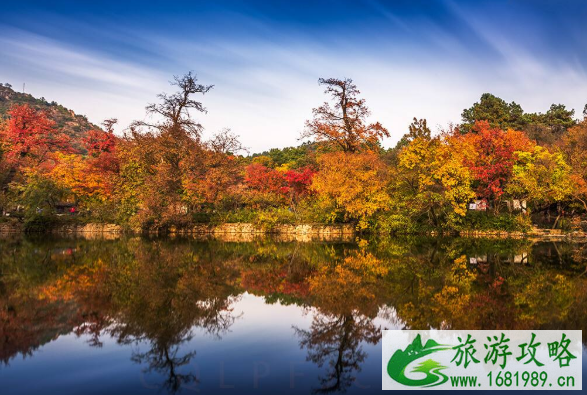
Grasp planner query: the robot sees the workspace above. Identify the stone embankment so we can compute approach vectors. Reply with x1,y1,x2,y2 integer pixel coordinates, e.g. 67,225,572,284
0,221,356,242
52,223,124,234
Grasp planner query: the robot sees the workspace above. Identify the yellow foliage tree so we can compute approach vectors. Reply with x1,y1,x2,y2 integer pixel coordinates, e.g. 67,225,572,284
507,146,575,206
396,134,475,221
312,151,390,228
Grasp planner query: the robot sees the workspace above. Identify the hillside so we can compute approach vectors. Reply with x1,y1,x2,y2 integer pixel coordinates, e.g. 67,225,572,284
0,83,101,145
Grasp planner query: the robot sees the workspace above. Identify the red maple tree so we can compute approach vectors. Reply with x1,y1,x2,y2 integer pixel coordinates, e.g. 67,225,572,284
1,104,71,167
463,121,533,200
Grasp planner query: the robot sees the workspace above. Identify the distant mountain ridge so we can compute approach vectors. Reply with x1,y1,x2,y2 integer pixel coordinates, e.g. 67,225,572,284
0,83,101,145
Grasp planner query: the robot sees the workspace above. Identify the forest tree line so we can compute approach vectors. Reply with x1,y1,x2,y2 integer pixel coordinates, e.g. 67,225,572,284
1,73,587,232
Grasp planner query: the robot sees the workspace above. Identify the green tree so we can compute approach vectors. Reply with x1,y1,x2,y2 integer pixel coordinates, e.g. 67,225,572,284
525,104,576,146
14,173,67,222
461,93,526,133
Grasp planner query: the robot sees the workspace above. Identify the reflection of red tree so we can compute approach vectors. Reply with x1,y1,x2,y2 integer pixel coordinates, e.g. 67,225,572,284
0,297,85,364
240,267,311,300
0,261,114,364
466,291,518,330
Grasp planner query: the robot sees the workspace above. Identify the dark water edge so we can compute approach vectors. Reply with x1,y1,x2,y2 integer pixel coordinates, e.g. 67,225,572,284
0,234,585,394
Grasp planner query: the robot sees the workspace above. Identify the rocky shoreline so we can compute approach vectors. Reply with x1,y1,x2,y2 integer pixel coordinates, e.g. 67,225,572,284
0,222,357,242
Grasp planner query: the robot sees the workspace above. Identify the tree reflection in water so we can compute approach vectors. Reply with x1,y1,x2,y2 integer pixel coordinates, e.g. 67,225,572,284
132,343,197,392
295,313,379,393
0,236,586,393
294,251,388,393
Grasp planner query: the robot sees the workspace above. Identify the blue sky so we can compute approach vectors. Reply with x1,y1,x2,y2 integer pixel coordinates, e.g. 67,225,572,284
1,0,586,152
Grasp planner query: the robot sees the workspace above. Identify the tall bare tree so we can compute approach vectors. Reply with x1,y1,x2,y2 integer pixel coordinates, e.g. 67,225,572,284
133,71,213,139
302,78,389,152
126,72,213,221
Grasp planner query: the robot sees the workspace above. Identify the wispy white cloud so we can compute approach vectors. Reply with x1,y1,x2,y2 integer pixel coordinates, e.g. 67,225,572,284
1,2,586,153
0,28,164,90
0,27,170,133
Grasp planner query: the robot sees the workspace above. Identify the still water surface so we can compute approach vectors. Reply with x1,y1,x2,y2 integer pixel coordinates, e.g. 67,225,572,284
0,235,585,394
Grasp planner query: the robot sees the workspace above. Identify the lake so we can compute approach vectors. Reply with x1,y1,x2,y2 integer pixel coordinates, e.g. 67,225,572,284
0,235,585,394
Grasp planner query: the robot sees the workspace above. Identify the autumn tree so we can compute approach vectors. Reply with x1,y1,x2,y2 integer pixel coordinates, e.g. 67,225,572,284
244,163,288,208
0,104,72,215
393,130,474,228
507,146,575,211
245,163,286,195
49,154,110,199
401,117,432,146
284,167,315,207
461,121,533,204
84,119,119,173
182,130,245,209
312,151,390,228
131,71,212,184
243,162,316,211
0,104,70,188
43,119,120,219
85,119,116,154
126,72,214,225
0,124,6,211
116,131,160,224
302,78,389,152
560,120,587,211
385,117,433,167
135,72,213,138
206,128,247,155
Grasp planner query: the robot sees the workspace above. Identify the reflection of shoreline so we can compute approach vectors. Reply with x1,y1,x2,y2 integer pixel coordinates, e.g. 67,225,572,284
0,222,357,242
6,229,587,245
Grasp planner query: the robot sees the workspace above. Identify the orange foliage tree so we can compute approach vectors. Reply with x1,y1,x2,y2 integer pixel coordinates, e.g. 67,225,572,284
48,121,119,215
182,148,243,208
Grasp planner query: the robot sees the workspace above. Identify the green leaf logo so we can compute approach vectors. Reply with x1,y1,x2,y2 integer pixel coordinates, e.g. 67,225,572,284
387,334,451,387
